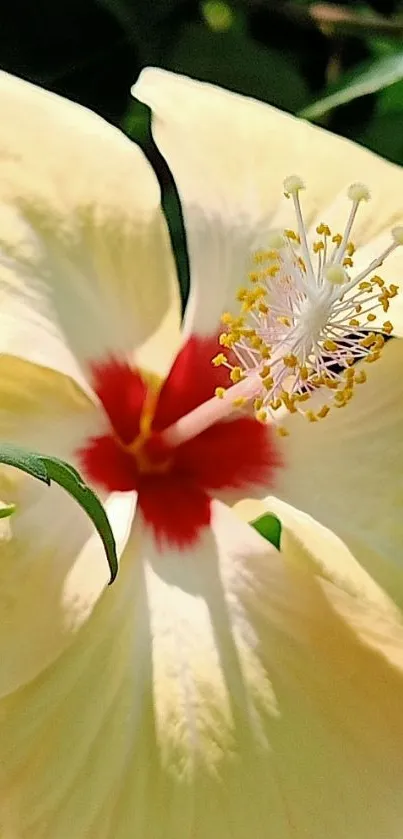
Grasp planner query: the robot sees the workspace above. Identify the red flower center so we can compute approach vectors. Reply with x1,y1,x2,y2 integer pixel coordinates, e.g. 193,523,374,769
79,335,281,548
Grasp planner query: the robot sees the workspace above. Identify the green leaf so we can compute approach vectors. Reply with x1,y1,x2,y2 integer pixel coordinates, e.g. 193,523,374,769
250,513,281,549
357,110,403,166
0,444,118,583
300,52,403,121
165,22,309,113
124,100,190,318
96,0,184,61
0,503,16,519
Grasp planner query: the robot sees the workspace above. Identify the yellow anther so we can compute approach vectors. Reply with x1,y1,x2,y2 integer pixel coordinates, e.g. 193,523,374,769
283,353,298,369
365,351,381,363
266,264,280,278
252,250,267,265
355,304,362,313
259,364,271,379
383,320,393,334
233,397,248,408
270,398,282,410
317,405,330,419
372,275,384,287
300,365,309,381
316,223,331,236
295,392,310,402
359,332,376,348
348,318,360,328
256,409,267,423
236,287,248,302
281,392,297,413
366,313,376,322
343,367,355,380
306,411,318,422
248,271,260,283
220,312,234,325
346,355,355,366
258,302,269,314
347,242,355,256
389,284,399,297
298,257,306,272
254,397,263,411
332,233,343,246
277,316,291,327
231,316,245,329
323,339,338,352
323,377,338,389
343,257,354,268
212,353,228,367
374,334,385,349
250,334,264,350
378,293,390,312
261,345,272,359
284,229,300,242
359,281,372,292
354,370,367,384
311,375,324,386
277,426,289,437
263,376,274,391
241,300,253,314
334,391,346,404
215,387,226,399
219,332,236,348
230,367,244,384
313,241,324,253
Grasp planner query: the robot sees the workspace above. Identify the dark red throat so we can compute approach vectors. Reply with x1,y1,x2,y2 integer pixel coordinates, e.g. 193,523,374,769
79,335,281,548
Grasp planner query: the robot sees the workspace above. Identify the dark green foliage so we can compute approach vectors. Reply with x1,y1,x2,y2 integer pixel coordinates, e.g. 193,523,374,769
2,0,403,165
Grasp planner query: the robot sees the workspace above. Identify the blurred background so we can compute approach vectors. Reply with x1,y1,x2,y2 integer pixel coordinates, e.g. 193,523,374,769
2,0,403,164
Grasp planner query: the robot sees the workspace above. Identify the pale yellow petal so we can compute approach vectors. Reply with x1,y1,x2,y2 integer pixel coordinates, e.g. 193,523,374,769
235,496,399,617
343,227,403,336
3,500,403,837
133,68,403,336
272,337,403,608
0,354,135,694
0,71,179,382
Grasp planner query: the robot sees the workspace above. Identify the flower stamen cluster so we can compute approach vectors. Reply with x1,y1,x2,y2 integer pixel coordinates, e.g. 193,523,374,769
213,177,402,432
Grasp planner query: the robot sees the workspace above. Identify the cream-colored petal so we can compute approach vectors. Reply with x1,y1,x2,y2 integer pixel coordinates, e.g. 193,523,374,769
272,336,403,608
0,354,98,451
235,496,400,618
133,68,403,336
3,500,403,837
343,227,403,336
0,71,179,383
0,354,135,694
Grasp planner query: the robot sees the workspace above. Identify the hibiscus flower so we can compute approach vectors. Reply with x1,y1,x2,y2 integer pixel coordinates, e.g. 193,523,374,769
1,68,403,839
